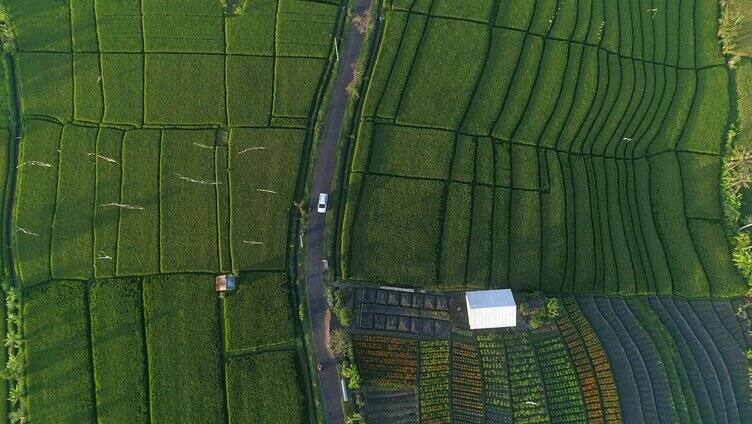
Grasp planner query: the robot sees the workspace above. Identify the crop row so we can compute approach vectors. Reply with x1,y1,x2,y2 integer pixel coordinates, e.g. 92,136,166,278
532,333,588,423
363,389,419,424
477,334,510,412
13,122,307,286
505,332,549,424
562,297,621,422
16,50,326,128
418,340,450,423
354,335,417,388
9,0,338,57
451,340,484,423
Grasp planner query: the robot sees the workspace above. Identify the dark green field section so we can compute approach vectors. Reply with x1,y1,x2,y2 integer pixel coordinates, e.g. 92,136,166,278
341,0,743,297
22,273,304,423
578,296,752,424
8,0,340,287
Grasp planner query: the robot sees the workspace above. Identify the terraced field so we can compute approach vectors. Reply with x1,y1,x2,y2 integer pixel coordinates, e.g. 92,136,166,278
340,0,745,298
3,0,346,422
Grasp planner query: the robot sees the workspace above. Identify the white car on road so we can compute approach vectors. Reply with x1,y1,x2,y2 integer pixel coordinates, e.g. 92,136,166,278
317,193,328,213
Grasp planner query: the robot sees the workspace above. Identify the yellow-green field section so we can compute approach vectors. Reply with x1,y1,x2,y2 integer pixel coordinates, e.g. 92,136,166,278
4,0,344,423
10,0,340,287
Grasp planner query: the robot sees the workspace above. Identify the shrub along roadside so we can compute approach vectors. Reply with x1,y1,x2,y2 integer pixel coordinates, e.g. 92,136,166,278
3,287,23,423
723,60,752,292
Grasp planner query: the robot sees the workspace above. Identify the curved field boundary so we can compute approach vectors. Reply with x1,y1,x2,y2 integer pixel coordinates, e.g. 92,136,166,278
562,297,622,423
575,296,646,424
626,297,705,423
660,298,740,422
648,297,729,422
686,300,752,422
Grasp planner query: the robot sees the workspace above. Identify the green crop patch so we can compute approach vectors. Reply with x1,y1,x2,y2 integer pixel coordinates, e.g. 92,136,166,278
14,120,62,286
226,351,305,424
160,130,219,272
102,53,143,126
738,60,752,148
273,57,326,119
117,129,161,276
50,125,97,280
70,0,98,51
224,272,295,351
225,0,276,55
227,56,274,127
144,274,225,423
93,128,124,278
439,183,471,285
349,175,444,286
73,53,104,123
228,128,304,271
94,0,144,53
368,124,454,179
144,54,226,126
143,9,224,53
24,281,95,423
16,52,72,122
678,67,728,155
396,17,486,129
90,279,149,423
277,0,337,58
7,0,71,52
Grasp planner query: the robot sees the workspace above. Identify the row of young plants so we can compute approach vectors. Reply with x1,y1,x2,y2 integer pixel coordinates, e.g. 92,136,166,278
450,334,484,423
561,297,621,422
532,331,588,423
418,340,450,423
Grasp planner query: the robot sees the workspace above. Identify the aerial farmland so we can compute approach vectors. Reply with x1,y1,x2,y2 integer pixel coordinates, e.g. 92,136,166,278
0,0,750,423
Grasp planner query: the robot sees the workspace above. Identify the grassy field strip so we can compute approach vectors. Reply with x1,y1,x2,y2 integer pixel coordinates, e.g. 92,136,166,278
90,279,149,423
532,330,588,423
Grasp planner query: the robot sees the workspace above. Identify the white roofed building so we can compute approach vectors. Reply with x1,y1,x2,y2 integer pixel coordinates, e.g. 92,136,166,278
465,289,517,329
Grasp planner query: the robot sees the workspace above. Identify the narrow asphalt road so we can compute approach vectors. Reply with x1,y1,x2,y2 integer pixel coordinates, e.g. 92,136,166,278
306,0,372,423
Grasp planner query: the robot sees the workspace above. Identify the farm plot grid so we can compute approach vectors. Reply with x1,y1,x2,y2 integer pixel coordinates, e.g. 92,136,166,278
9,0,342,286
340,0,745,298
5,0,345,423
23,273,306,423
354,297,623,424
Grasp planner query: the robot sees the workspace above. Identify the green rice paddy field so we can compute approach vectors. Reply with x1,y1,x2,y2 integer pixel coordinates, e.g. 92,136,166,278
0,0,346,422
2,0,752,423
340,0,748,299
